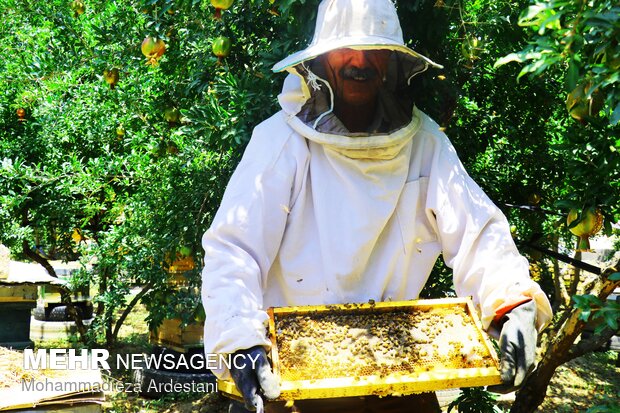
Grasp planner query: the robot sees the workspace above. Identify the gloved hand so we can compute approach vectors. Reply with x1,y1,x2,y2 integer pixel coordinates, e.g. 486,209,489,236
488,300,538,394
229,400,259,413
229,345,280,412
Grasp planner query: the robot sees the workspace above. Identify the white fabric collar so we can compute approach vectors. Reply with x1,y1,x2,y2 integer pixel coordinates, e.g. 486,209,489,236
278,73,423,160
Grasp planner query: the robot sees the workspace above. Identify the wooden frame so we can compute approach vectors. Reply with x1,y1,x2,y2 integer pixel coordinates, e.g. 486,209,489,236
219,297,502,401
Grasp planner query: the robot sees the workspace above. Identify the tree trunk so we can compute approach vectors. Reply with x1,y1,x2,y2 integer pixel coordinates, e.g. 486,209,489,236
568,251,581,297
96,266,107,317
105,305,114,346
22,239,89,341
509,360,559,412
510,260,620,413
550,234,570,309
111,282,153,344
510,314,585,412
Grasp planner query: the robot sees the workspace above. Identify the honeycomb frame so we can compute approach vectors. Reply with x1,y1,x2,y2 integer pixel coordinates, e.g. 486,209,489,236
219,297,502,401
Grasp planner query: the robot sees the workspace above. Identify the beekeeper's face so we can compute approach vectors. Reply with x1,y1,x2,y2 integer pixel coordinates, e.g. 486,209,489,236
321,48,391,107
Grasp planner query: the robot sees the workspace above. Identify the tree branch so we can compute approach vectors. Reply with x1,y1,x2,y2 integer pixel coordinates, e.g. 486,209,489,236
518,240,602,274
22,228,88,342
569,326,617,359
111,282,154,344
568,251,581,297
22,240,57,278
550,234,571,308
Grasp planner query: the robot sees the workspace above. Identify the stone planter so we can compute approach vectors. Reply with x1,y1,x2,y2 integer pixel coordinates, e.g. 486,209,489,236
0,301,36,349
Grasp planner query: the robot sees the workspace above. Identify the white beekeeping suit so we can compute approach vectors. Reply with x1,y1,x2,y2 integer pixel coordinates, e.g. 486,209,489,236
201,0,553,381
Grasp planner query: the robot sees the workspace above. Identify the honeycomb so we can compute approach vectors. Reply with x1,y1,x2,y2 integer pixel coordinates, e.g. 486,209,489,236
273,303,497,382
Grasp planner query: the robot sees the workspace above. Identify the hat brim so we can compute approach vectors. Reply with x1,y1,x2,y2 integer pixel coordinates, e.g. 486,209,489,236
272,36,443,73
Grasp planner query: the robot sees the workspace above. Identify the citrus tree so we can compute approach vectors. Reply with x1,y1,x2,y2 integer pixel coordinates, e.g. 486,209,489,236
407,1,619,411
0,0,293,345
1,1,618,410
492,0,620,411
404,0,619,411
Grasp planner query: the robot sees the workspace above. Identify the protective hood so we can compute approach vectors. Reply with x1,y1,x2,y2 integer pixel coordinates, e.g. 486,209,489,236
272,0,442,74
278,73,422,159
273,0,442,158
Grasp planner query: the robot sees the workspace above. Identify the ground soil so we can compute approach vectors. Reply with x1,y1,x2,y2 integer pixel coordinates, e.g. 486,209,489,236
528,351,619,412
97,303,619,413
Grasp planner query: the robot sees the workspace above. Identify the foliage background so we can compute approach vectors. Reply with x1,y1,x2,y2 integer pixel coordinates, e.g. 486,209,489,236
1,1,619,412
0,2,618,409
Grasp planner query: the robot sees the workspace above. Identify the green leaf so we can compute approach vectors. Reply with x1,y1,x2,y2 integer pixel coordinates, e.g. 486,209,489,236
518,5,548,27
572,294,587,306
555,199,580,210
610,272,620,281
494,53,524,68
566,58,580,91
602,310,619,331
578,308,592,322
611,103,620,125
573,294,603,313
593,322,607,335
538,12,562,35
588,295,604,307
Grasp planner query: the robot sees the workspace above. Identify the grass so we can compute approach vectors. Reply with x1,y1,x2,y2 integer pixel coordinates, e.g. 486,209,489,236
99,302,228,413
535,351,620,412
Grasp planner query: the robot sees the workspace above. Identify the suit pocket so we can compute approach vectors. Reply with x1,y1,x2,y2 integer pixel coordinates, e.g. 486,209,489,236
396,178,438,251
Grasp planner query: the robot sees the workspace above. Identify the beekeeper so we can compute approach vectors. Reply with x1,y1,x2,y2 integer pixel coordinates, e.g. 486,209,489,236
201,0,553,412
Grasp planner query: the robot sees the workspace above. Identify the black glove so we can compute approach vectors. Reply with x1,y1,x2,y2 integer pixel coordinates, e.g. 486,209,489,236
488,300,538,394
229,345,280,412
229,399,256,413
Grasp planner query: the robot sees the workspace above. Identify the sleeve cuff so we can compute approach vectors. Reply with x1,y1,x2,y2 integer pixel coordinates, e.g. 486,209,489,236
492,296,533,324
